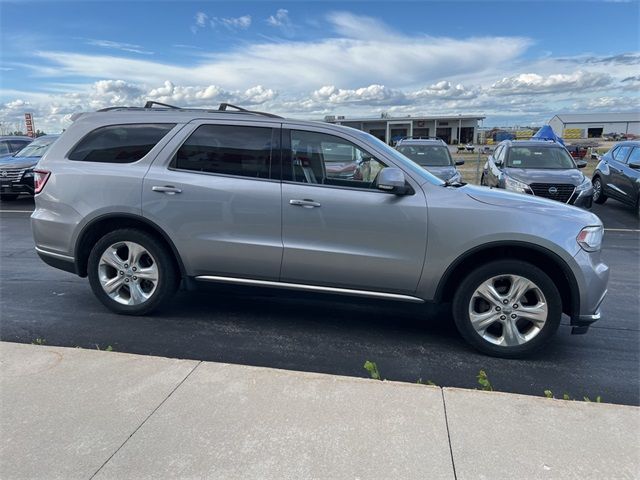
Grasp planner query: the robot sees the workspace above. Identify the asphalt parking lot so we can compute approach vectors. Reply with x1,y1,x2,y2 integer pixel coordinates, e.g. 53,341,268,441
1,197,638,405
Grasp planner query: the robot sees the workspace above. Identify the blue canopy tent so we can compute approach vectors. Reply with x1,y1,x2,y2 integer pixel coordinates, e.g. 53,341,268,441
532,125,565,145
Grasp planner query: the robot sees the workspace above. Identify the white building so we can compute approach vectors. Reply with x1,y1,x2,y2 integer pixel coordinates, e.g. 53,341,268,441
549,113,640,139
324,115,485,144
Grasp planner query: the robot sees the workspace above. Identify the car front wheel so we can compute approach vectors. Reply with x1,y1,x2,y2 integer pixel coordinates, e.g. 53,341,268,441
88,229,179,315
592,177,607,204
452,260,562,358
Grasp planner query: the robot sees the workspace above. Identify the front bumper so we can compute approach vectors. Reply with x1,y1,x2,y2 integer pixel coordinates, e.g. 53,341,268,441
570,247,609,334
0,179,34,195
571,188,594,209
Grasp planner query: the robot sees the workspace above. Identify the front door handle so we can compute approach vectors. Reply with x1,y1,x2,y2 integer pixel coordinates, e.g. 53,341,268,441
289,199,321,208
152,185,182,195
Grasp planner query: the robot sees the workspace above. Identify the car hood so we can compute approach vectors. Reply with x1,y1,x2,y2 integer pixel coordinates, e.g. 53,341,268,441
422,165,457,180
504,167,584,185
463,185,601,225
0,155,40,170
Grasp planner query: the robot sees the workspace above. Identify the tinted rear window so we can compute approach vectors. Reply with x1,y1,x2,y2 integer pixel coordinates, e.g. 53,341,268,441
171,124,275,179
69,124,175,163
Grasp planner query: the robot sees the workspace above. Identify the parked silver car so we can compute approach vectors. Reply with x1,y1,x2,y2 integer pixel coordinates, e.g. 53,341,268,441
395,137,464,183
32,103,609,357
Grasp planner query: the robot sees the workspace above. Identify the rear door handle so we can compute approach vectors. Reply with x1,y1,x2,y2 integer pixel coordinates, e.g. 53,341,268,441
152,185,182,195
289,199,321,208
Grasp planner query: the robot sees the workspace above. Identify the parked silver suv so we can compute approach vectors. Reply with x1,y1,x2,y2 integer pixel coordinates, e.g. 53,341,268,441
32,103,609,357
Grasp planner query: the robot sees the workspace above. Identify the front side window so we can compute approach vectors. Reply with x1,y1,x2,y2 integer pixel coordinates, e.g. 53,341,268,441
69,124,175,163
613,146,631,162
171,124,275,179
397,144,452,167
286,130,387,189
626,147,640,165
0,141,10,156
506,146,575,169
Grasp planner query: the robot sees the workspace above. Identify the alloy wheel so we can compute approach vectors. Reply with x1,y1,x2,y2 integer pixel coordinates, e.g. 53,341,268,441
468,274,548,347
593,179,602,201
98,241,159,305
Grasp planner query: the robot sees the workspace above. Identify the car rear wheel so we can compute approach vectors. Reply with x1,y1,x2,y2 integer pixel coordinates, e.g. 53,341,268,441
0,194,19,201
88,229,179,315
592,177,607,204
452,260,562,358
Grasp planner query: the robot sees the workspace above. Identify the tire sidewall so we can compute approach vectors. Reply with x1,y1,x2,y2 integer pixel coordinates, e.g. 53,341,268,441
592,177,607,204
88,229,177,315
452,260,562,358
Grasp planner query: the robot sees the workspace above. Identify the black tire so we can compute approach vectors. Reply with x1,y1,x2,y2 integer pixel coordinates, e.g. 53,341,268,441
0,194,19,201
88,228,179,315
592,176,607,204
452,260,562,358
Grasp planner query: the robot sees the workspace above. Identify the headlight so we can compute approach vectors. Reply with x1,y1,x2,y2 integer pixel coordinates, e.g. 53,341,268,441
448,171,462,183
504,175,531,194
576,176,592,191
22,169,34,179
577,226,603,252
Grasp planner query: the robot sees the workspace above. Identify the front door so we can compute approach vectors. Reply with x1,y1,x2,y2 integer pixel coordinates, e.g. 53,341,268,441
279,126,428,294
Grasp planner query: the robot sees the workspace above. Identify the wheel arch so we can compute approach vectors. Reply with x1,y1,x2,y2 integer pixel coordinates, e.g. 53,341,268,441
434,241,580,317
74,213,186,278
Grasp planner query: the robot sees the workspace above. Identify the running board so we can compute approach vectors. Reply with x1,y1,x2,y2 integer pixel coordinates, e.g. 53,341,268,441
194,275,425,303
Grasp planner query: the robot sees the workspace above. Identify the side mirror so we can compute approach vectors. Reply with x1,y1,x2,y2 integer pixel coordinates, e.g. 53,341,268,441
576,160,587,169
377,167,408,194
494,158,503,167
629,161,640,170
455,159,465,166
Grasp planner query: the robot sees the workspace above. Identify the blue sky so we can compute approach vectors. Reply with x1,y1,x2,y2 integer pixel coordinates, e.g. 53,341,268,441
1,1,639,131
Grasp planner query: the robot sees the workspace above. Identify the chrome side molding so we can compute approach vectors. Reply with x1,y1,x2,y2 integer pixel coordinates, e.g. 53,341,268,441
195,275,425,303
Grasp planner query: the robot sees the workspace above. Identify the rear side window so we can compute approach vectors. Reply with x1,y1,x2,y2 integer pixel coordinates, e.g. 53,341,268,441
613,146,631,162
171,124,276,179
69,124,175,163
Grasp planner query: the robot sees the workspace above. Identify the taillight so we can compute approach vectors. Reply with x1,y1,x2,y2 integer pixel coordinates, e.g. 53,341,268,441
33,170,51,194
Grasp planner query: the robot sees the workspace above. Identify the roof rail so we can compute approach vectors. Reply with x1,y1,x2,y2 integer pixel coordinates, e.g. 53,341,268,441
144,101,180,109
218,103,282,119
98,101,283,119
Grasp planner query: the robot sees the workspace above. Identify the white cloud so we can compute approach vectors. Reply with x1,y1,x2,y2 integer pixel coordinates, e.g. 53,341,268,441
2,13,638,130
211,15,252,31
491,71,612,95
312,84,405,105
266,9,294,36
86,39,153,55
30,14,531,93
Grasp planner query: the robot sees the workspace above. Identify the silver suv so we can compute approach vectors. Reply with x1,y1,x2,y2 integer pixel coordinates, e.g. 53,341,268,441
32,103,609,357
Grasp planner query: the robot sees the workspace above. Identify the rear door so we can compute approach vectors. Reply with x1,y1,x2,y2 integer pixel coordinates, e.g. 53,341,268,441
609,145,632,201
142,120,283,279
279,125,428,294
617,146,640,203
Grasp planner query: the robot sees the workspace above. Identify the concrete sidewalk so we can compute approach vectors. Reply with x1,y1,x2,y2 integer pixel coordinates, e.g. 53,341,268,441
1,342,638,480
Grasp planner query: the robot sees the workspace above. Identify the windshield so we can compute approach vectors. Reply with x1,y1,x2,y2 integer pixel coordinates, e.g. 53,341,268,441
396,144,453,166
14,136,58,158
365,134,445,185
507,146,576,169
